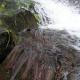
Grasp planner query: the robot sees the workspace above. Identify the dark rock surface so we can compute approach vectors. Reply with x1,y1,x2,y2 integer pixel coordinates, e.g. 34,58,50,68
0,28,15,64
5,29,80,80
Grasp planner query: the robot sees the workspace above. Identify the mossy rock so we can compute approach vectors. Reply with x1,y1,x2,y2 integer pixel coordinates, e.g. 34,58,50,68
2,9,39,33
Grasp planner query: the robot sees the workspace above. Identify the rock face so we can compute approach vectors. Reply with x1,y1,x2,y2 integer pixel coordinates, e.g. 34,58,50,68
0,8,39,63
0,28,15,63
4,29,80,80
1,9,39,33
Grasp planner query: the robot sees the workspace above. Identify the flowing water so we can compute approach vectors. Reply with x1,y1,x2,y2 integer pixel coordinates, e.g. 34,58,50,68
9,0,80,80
33,0,80,38
33,0,80,80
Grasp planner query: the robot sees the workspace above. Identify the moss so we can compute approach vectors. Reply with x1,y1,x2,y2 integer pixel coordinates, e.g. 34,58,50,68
1,9,39,33
0,0,40,35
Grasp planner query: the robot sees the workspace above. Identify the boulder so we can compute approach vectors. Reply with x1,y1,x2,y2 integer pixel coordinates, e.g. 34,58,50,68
1,9,39,33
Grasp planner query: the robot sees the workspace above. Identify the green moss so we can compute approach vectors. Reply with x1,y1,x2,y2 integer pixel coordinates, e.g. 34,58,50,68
1,9,39,33
0,0,40,33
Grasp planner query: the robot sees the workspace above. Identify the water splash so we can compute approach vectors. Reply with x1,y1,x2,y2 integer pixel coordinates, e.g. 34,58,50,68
34,0,80,37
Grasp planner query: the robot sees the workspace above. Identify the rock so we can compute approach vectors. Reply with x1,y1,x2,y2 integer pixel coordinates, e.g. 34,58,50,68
4,29,80,80
0,75,5,80
0,28,15,63
1,9,39,33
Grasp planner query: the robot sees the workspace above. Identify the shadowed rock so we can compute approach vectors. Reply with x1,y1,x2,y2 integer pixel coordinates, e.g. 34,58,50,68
0,28,15,64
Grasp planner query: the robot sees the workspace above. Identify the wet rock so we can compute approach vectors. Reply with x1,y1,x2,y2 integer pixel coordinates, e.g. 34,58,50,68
4,29,80,80
1,9,39,33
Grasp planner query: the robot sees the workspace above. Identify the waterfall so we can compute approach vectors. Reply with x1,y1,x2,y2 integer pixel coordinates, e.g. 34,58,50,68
34,0,80,38
7,0,80,80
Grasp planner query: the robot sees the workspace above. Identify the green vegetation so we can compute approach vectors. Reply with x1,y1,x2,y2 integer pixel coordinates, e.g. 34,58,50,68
0,0,40,45
0,1,40,79
0,0,40,34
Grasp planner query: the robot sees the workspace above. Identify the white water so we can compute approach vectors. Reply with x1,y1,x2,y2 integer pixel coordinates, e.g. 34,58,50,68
63,71,68,80
34,0,80,37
